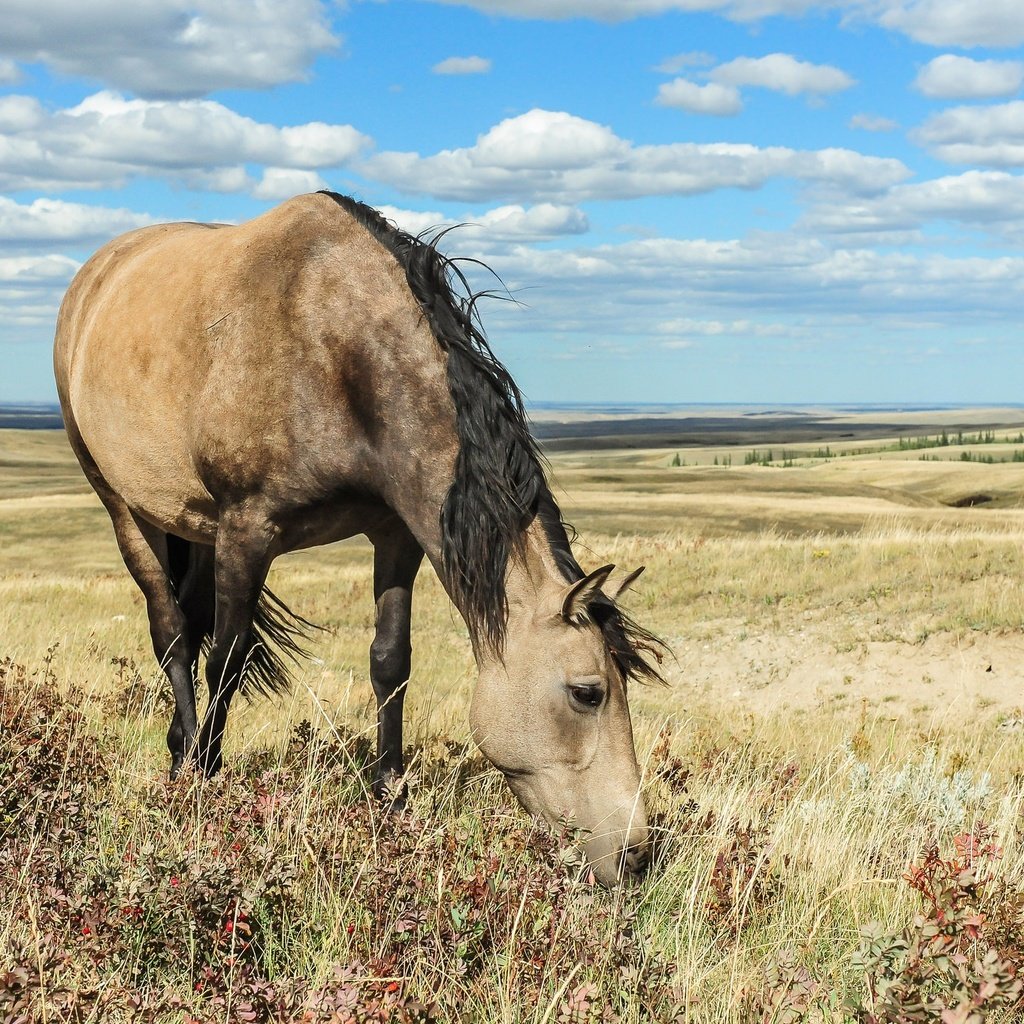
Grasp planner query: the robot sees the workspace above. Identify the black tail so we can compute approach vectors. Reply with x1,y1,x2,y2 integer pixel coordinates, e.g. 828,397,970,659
244,586,321,698
165,535,320,698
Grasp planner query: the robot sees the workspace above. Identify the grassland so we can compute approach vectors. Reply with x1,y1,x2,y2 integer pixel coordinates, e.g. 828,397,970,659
4,415,1024,1022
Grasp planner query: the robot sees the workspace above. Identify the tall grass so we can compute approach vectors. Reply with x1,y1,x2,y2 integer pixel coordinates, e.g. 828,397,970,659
6,431,1024,1020
5,638,1024,1021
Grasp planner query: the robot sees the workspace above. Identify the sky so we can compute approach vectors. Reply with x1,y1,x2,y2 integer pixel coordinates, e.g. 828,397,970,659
3,0,1024,406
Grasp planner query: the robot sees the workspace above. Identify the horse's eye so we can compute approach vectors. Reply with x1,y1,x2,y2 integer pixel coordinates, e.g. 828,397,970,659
569,684,604,711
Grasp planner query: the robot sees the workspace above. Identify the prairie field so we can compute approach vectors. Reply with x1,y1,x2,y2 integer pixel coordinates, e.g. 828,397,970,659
4,414,1024,1023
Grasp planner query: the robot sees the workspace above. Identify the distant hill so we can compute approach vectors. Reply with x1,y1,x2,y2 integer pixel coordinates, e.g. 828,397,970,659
0,405,64,430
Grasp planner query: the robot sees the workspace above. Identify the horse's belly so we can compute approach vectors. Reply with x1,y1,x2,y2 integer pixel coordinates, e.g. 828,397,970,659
72,383,219,543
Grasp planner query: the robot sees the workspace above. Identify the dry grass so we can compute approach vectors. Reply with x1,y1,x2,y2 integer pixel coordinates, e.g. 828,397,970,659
4,426,1024,1021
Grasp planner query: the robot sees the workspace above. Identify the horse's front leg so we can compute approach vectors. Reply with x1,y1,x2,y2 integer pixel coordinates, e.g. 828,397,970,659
368,521,424,808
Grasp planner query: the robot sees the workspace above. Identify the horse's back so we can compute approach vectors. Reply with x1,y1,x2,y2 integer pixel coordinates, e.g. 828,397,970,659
55,193,455,544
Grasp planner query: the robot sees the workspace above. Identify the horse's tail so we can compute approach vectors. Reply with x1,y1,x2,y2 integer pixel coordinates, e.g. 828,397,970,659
165,535,320,698
245,587,321,698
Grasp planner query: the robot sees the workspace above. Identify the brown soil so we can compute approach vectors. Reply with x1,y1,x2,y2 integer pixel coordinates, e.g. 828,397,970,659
666,627,1024,726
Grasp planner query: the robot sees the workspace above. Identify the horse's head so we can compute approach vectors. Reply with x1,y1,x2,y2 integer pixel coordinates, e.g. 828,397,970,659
469,564,655,885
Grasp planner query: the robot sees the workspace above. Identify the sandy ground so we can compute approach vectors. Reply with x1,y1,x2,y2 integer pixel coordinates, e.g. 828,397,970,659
667,626,1024,725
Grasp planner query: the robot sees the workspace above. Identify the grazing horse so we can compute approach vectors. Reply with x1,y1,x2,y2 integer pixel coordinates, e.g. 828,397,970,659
53,191,663,884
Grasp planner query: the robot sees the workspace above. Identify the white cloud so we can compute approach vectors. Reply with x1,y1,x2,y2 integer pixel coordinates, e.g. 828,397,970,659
710,53,854,95
0,0,337,98
656,53,852,117
252,168,329,200
453,233,1024,350
0,95,45,132
362,108,910,203
802,169,1024,242
0,196,153,249
0,254,80,328
373,205,449,237
849,113,899,132
656,79,743,115
914,54,1024,99
471,109,628,170
0,90,370,193
423,0,830,23
376,202,589,242
654,51,715,74
871,0,1024,48
426,0,1024,49
0,254,79,282
0,59,19,84
467,203,589,240
432,55,492,74
654,317,791,337
915,100,1024,166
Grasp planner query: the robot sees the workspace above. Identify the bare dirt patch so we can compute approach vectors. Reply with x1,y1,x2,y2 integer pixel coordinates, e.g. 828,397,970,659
669,625,1024,725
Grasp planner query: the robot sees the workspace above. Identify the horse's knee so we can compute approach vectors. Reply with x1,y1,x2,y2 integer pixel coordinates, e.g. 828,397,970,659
147,600,188,666
205,631,251,695
370,635,411,695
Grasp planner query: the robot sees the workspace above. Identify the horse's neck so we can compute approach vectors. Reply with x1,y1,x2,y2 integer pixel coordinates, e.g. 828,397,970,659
503,519,570,623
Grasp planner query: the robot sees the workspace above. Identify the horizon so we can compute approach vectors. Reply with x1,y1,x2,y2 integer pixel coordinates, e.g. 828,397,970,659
5,399,1024,415
2,1,1024,405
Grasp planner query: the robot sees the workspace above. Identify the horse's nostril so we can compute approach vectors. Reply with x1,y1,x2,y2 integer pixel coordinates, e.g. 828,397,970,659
622,843,651,877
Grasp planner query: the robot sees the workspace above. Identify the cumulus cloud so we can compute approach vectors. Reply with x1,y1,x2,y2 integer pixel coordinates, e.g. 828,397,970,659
426,0,1024,49
362,108,910,203
655,79,743,115
454,232,1024,351
0,254,80,328
914,55,1024,99
0,0,338,98
0,91,369,193
654,317,791,339
709,53,854,95
0,58,19,83
656,53,852,116
914,100,1024,165
849,113,899,131
376,202,589,242
423,0,830,23
0,254,79,282
654,51,715,73
432,55,492,74
252,168,329,200
802,169,1024,242
871,0,1024,48
471,109,629,170
0,196,154,250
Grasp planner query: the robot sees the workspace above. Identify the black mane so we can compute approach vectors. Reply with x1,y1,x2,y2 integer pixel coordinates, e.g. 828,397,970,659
318,191,664,683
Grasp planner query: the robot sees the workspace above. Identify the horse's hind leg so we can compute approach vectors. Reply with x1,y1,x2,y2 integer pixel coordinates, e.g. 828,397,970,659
165,537,215,771
61,419,199,775
100,502,199,777
196,513,275,776
368,520,424,805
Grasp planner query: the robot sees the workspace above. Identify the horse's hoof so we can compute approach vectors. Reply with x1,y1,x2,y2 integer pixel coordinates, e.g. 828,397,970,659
374,777,408,814
199,753,223,779
384,793,407,815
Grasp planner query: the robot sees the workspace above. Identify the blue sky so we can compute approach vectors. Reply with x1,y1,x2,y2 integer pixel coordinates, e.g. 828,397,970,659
3,0,1024,405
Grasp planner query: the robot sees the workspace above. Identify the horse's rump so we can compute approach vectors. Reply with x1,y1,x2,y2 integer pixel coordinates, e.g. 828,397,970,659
54,193,456,546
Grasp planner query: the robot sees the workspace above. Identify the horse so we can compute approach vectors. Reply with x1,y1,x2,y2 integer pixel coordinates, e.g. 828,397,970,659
53,191,664,884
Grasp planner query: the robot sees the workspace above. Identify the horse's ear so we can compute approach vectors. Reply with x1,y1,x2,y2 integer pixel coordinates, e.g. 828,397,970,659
560,564,615,623
604,566,645,602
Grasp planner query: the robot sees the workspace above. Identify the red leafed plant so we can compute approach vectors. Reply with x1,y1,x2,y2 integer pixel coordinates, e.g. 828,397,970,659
851,823,1023,1023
